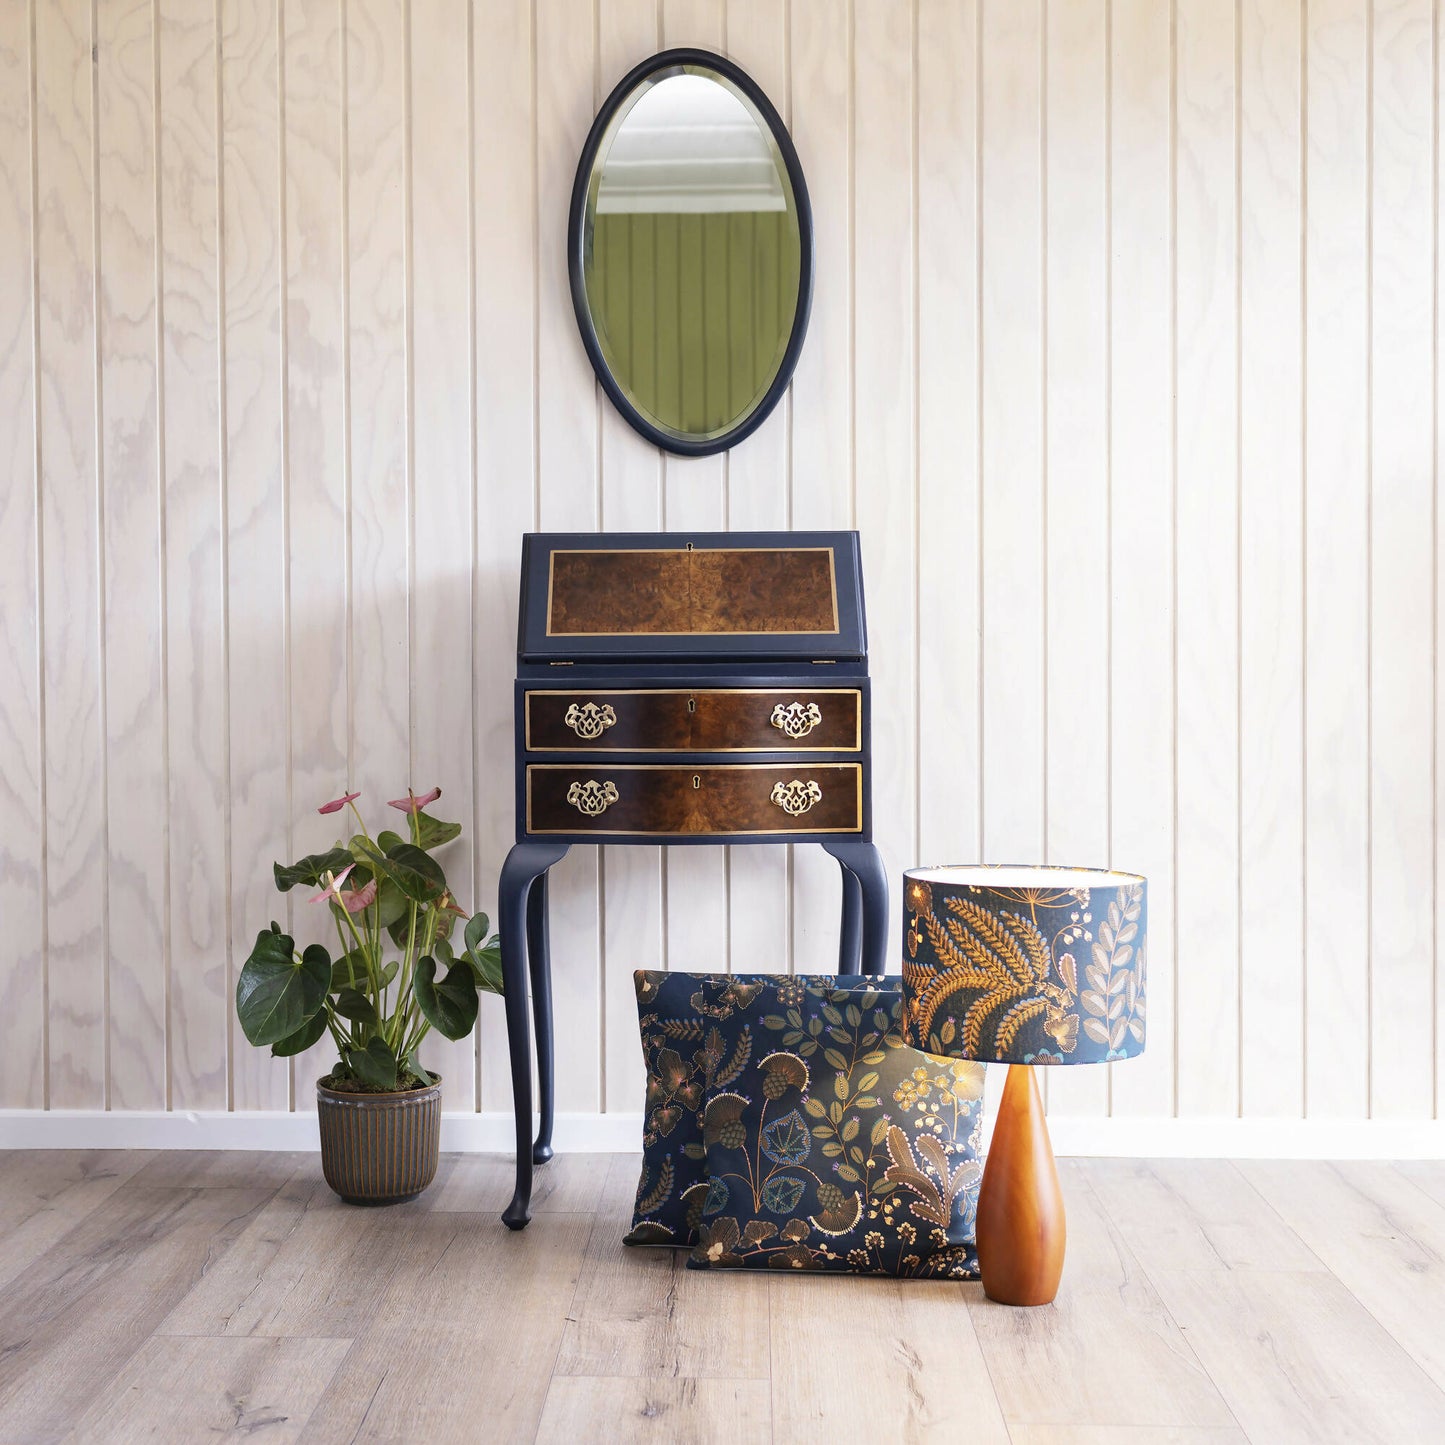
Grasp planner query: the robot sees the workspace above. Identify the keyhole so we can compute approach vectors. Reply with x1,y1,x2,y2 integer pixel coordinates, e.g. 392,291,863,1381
692,775,700,789
687,696,696,713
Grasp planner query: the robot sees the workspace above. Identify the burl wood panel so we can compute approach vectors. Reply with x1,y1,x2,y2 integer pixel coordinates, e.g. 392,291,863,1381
547,548,839,635
525,689,862,752
526,765,862,835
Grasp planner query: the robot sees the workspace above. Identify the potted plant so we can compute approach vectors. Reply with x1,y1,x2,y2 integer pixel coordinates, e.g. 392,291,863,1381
235,787,502,1204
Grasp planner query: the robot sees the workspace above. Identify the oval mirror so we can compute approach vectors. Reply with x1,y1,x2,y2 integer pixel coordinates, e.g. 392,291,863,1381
568,49,813,457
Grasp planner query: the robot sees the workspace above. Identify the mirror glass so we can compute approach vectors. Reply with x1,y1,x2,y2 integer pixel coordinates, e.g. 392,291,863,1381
571,56,811,456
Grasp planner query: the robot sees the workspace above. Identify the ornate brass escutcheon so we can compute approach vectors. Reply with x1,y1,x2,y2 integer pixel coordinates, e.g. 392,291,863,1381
769,779,822,817
770,701,823,739
565,779,620,817
564,701,617,739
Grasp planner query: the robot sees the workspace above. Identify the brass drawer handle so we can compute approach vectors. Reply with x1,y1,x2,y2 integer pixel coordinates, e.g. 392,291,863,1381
770,701,823,739
564,701,617,739
565,780,619,817
770,779,822,817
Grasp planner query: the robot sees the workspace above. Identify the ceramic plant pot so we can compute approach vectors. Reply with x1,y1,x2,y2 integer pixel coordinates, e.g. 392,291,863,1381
316,1074,442,1205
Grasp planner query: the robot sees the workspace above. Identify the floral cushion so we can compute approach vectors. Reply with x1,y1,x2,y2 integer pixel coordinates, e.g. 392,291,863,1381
685,975,985,1277
626,969,776,1247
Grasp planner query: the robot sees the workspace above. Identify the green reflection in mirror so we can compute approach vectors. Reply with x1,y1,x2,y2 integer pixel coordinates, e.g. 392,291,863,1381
582,70,802,443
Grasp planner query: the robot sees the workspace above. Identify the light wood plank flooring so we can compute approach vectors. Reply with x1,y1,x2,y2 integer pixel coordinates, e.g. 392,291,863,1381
1,1152,1442,1443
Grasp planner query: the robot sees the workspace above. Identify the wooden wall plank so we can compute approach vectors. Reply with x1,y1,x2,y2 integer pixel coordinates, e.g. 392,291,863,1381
724,0,790,980
1370,0,1435,1119
0,0,44,1108
283,0,347,1102
98,0,167,1110
344,0,409,818
536,0,602,1113
1174,0,1240,1119
597,0,664,1114
1043,0,1110,1116
222,0,290,1111
786,0,850,974
1239,0,1304,1119
410,0,478,1110
36,0,106,1110
660,0,729,977
1304,0,1370,1120
472,0,535,1112
917,0,980,876
853,0,914,962
979,0,1044,867
1107,0,1175,1119
160,0,228,1111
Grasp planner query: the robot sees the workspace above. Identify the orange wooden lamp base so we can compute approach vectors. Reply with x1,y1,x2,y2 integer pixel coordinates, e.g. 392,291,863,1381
976,1063,1066,1306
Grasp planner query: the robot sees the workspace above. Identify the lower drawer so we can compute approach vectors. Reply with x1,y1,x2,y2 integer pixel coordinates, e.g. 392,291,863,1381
525,763,863,837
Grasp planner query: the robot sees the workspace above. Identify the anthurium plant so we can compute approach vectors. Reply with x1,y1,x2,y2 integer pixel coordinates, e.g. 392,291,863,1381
235,787,502,1091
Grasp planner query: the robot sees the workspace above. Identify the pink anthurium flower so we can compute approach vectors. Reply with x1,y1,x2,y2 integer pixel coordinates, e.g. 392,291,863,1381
310,863,355,903
339,877,377,914
318,790,360,815
387,786,441,814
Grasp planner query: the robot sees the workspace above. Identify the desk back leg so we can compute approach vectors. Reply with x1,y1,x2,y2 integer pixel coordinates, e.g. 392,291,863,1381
822,839,889,977
498,840,569,1230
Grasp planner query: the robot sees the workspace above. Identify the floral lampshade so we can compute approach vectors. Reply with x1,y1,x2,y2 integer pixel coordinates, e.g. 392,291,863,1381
900,866,1147,1065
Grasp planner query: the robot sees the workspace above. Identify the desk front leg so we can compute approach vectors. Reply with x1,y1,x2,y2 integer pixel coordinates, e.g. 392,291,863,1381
498,840,569,1230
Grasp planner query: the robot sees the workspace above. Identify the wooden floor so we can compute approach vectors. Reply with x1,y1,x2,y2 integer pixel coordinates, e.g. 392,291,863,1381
1,1154,1444,1443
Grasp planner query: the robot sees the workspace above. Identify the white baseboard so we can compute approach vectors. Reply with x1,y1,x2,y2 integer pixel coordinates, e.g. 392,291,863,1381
2,1109,1442,1159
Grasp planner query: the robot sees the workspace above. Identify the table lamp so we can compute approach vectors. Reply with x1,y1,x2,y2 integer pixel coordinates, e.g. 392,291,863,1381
900,865,1147,1305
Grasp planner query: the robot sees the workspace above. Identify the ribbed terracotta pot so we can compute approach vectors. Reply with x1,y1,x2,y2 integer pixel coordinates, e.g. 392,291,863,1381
316,1074,442,1205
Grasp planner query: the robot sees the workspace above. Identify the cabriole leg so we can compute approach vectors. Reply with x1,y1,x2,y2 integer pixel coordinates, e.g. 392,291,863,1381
497,840,569,1230
822,839,889,977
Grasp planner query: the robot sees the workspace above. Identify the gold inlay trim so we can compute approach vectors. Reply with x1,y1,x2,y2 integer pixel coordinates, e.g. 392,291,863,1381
543,545,842,637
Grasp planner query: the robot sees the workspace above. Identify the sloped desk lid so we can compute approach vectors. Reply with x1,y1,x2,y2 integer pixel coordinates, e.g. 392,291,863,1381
518,531,866,662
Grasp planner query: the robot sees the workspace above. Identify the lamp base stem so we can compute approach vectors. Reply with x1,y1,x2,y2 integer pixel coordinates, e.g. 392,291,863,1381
976,1063,1066,1306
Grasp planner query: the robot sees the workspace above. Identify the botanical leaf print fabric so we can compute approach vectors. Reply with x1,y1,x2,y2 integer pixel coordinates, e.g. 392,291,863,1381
685,976,985,1278
626,970,774,1247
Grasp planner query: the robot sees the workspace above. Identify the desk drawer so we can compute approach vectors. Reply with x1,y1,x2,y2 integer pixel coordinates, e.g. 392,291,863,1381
525,763,863,836
524,689,862,753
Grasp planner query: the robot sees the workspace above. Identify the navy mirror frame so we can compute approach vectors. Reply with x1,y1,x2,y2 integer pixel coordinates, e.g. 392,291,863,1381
567,47,815,458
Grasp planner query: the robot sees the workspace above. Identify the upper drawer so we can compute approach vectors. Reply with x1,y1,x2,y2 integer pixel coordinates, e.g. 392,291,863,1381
517,531,866,662
524,688,863,753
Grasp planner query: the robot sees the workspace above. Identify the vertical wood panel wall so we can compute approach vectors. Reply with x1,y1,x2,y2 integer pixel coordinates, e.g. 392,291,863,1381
1,0,1439,1128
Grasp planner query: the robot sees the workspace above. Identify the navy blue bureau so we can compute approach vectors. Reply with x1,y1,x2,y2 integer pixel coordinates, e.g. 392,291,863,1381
498,531,887,1227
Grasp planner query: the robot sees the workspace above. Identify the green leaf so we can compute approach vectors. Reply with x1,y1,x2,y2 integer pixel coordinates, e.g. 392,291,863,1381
272,848,353,893
434,936,454,965
375,878,408,929
413,809,462,852
377,829,406,855
329,949,371,992
270,1008,328,1057
383,842,446,902
414,955,480,1041
236,932,330,1047
463,912,491,957
347,1037,399,1090
461,912,503,995
333,987,378,1024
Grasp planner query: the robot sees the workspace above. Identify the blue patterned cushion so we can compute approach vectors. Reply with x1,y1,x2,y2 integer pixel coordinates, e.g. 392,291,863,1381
626,970,775,1247
686,974,985,1277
